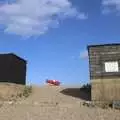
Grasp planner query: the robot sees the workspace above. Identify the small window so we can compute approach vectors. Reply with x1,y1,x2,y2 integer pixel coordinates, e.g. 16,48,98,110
104,61,119,72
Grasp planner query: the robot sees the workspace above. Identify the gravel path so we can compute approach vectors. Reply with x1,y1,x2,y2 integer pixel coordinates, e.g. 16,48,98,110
0,85,119,120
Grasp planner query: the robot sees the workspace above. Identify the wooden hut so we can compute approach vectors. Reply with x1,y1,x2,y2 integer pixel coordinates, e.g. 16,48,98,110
0,53,26,85
87,44,120,101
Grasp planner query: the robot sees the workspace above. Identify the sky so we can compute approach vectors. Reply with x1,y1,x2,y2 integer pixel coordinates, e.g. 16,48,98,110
0,0,120,86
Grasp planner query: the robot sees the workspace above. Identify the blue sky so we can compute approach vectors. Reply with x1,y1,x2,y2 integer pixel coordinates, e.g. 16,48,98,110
0,0,120,86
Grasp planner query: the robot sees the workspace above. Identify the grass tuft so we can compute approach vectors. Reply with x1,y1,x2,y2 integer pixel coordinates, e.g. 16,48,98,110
22,85,32,98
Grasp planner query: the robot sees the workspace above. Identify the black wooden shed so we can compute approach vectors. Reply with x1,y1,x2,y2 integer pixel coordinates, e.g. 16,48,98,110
87,43,120,101
0,53,26,85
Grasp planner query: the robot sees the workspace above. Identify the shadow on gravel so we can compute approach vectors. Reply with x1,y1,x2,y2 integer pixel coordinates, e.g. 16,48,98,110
60,88,91,101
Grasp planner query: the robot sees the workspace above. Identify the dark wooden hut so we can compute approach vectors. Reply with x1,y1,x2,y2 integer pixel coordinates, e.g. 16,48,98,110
0,53,26,85
87,43,120,101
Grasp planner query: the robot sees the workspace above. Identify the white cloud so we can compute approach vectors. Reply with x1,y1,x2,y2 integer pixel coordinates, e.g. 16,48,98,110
0,0,87,37
102,0,120,14
78,13,88,20
80,50,88,59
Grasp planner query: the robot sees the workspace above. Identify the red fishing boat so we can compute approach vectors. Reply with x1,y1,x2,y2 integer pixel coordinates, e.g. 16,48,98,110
46,79,60,86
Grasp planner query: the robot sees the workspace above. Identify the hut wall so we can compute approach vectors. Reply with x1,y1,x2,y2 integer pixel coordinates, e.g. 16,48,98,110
88,44,120,101
0,55,11,82
10,55,26,85
0,54,26,85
